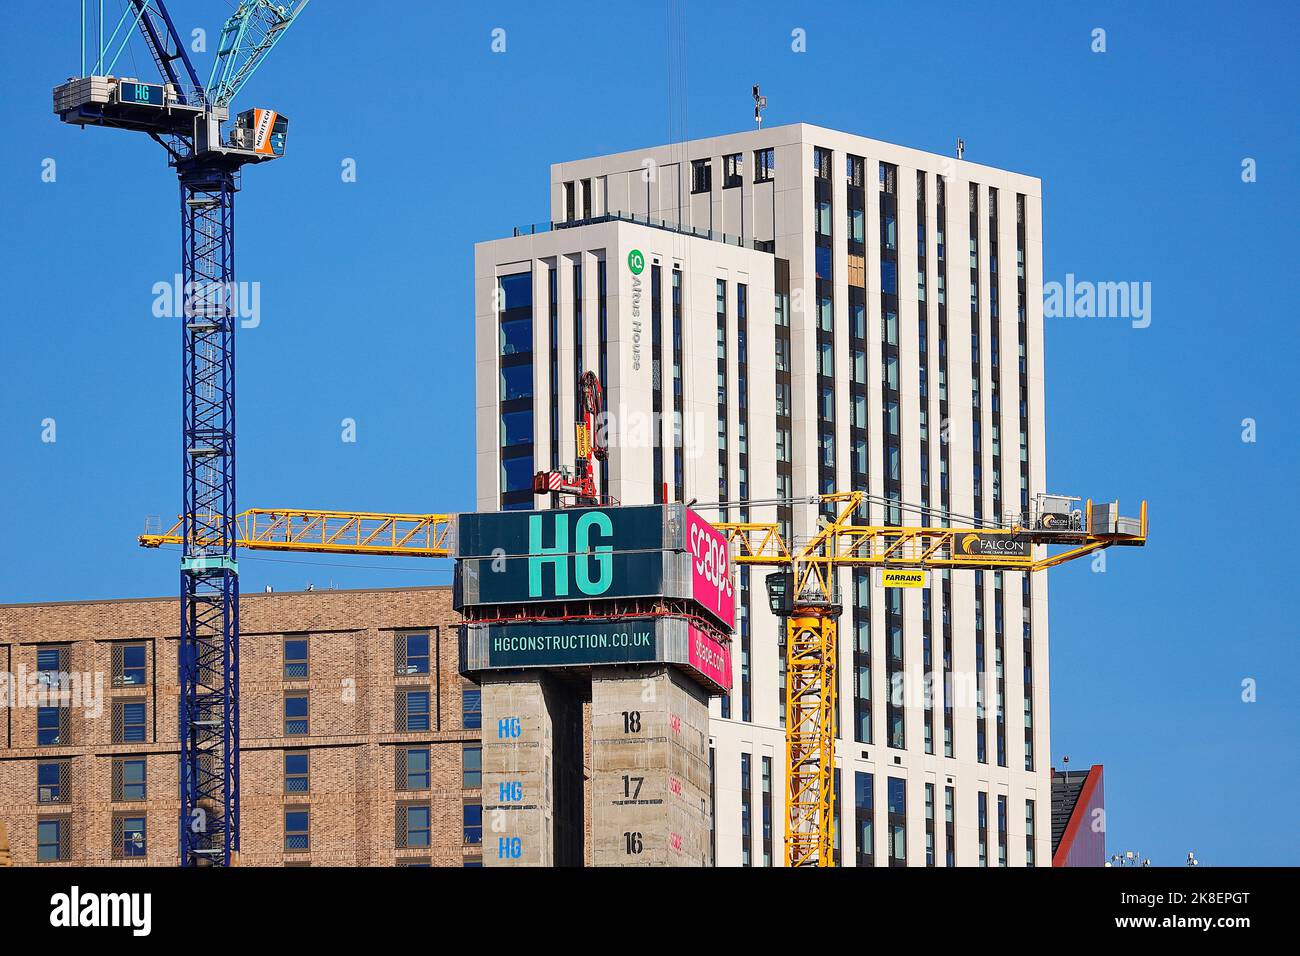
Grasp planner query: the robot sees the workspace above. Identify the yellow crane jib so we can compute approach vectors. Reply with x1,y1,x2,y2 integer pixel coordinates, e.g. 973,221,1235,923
715,492,1147,583
139,509,454,558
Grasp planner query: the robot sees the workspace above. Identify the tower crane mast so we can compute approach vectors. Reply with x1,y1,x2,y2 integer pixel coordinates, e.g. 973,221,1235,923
55,0,310,866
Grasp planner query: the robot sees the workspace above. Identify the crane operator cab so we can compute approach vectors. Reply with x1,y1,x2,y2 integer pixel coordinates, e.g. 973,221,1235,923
1027,493,1083,531
227,108,288,158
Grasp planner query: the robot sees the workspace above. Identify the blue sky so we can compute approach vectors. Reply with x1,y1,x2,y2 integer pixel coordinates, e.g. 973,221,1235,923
1,1,1296,866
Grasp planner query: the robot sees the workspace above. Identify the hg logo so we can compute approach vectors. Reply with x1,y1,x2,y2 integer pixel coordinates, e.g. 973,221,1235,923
527,512,613,598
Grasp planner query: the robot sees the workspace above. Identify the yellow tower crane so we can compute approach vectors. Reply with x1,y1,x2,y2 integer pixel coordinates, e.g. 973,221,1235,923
140,491,1147,867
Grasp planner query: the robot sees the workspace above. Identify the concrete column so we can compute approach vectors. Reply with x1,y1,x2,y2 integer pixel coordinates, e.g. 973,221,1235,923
480,672,583,866
590,666,712,866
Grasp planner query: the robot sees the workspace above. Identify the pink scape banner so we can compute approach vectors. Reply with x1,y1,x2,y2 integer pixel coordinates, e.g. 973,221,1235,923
686,507,735,630
688,623,733,691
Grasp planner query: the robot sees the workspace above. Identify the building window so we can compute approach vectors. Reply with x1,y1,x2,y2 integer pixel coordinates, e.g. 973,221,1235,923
112,814,147,860
740,753,752,866
283,637,308,679
285,808,310,851
852,572,872,745
37,818,67,862
36,645,68,679
812,146,832,179
815,244,833,282
855,772,874,867
652,263,665,500
36,705,66,746
723,152,743,188
112,757,147,802
399,747,430,791
816,199,832,237
112,642,147,687
708,747,717,865
284,692,309,736
572,259,584,390
761,755,773,866
548,264,560,469
37,760,67,804
501,361,533,400
924,782,936,867
399,690,430,732
463,803,483,845
597,258,610,495
1026,799,1037,867
849,205,865,245
737,383,751,716
846,154,864,187
113,699,146,744
463,745,482,789
691,158,712,193
563,181,575,222
754,147,775,183
997,794,1008,867
888,777,906,866
977,791,989,867
395,632,430,676
397,803,431,849
672,267,685,502
498,270,535,511
462,687,482,729
945,785,956,866
285,751,309,794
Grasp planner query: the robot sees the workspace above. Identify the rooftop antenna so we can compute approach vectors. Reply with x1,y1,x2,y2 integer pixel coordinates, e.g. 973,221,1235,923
956,137,965,160
753,84,767,127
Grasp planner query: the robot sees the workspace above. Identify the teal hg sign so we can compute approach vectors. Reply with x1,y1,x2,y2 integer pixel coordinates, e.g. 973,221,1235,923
455,506,671,608
119,81,164,106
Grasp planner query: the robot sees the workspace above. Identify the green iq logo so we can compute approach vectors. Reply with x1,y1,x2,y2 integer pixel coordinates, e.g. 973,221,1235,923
627,249,645,275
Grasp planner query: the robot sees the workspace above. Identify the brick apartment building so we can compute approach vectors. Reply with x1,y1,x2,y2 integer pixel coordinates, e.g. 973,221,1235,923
0,586,489,867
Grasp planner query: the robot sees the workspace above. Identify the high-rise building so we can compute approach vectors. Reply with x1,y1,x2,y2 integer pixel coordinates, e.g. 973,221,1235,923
475,123,1050,866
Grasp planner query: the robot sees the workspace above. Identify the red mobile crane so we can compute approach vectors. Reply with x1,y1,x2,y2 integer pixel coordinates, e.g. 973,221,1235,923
533,370,610,506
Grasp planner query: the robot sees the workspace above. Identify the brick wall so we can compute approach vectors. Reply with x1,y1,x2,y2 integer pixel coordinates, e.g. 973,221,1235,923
0,586,483,867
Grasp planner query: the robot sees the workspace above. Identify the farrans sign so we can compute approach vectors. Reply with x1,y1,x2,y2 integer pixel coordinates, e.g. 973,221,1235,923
877,568,928,589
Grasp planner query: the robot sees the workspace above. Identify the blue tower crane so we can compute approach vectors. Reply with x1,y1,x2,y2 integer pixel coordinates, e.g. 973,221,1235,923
53,0,311,866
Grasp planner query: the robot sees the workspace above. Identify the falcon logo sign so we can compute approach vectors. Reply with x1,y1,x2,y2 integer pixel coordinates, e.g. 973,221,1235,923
954,532,1028,558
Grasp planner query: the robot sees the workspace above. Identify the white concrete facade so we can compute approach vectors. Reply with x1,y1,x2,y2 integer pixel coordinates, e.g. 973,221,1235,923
475,124,1051,867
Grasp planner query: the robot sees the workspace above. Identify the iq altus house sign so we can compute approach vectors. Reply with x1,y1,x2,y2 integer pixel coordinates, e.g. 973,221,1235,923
456,503,734,866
